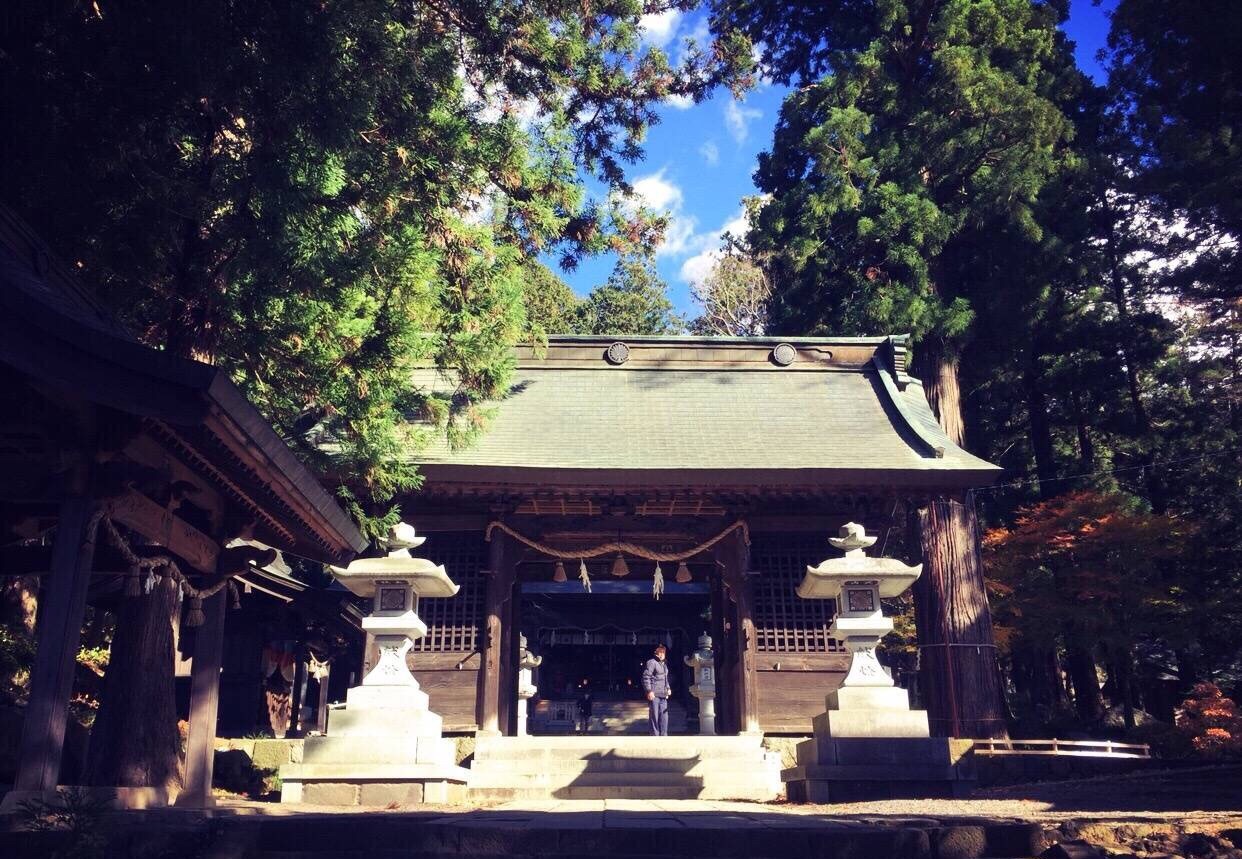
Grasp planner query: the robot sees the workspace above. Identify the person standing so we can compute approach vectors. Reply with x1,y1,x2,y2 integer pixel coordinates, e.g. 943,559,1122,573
642,644,672,736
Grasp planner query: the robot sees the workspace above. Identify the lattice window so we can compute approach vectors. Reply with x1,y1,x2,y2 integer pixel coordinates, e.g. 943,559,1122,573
750,533,844,653
411,532,486,653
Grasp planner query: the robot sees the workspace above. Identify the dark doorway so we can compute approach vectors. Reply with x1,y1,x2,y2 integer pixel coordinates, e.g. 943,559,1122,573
519,584,710,735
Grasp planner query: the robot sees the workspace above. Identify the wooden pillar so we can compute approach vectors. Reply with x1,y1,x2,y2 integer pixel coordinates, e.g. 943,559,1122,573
910,495,1008,739
709,573,734,734
176,590,227,808
496,583,516,739
718,531,760,736
287,645,308,738
10,496,98,795
477,529,510,736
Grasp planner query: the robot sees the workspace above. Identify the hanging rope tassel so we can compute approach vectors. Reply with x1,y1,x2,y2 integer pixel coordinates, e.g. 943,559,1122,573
652,563,664,601
185,595,206,628
578,559,592,593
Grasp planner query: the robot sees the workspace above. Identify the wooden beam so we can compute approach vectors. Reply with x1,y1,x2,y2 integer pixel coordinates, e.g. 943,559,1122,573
105,489,219,574
120,434,226,532
175,590,227,808
9,496,98,794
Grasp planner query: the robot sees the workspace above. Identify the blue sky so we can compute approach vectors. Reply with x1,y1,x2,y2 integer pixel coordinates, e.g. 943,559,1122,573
557,0,1119,316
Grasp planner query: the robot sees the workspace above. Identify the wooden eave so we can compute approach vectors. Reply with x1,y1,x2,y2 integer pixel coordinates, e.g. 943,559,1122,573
0,208,367,565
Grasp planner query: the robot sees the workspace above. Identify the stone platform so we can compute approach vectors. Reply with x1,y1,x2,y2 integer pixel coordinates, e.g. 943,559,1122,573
468,735,781,802
783,736,977,803
279,684,469,806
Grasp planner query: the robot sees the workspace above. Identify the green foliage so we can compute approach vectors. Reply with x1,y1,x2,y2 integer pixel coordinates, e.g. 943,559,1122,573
1109,0,1242,306
572,252,685,335
0,1,749,533
521,261,583,337
717,0,1075,351
0,621,34,704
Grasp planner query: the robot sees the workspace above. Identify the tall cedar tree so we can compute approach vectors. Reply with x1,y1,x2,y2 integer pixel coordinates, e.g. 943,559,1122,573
716,0,1074,441
709,0,1082,738
572,252,686,335
0,0,750,790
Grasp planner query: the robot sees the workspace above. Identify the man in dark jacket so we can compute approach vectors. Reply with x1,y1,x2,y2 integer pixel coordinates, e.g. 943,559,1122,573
642,644,672,736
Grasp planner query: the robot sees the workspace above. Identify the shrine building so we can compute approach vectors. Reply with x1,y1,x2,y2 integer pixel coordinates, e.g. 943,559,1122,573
396,335,1005,740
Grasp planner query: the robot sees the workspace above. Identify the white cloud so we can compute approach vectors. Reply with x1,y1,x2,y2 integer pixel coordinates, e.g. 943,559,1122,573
699,140,719,166
660,215,702,257
619,170,700,257
664,93,694,110
679,207,754,284
724,99,762,144
639,10,681,47
631,169,683,212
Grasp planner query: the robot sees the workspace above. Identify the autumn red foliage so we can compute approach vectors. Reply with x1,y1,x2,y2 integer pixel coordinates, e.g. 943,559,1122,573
1176,683,1242,758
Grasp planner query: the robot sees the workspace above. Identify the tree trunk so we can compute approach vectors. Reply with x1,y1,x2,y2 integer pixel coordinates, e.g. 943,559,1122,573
915,341,966,446
909,497,1008,738
1069,388,1096,470
1110,649,1137,729
1023,358,1058,495
1065,645,1104,723
84,576,183,791
1013,642,1067,722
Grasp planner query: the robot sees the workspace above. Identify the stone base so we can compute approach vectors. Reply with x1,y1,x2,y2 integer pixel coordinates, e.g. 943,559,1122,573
783,737,976,803
812,708,930,738
327,706,443,738
281,768,470,806
279,680,465,806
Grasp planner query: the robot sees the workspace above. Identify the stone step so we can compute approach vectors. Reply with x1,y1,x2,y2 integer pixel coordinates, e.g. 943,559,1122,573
468,757,773,775
473,736,764,756
467,735,781,801
468,785,709,801
468,769,776,788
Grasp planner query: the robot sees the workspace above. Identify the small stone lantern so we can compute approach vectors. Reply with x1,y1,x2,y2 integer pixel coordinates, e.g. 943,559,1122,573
515,634,542,737
684,633,717,735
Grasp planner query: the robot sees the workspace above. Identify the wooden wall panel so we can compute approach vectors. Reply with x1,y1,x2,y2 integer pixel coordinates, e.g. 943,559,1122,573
757,662,848,734
418,662,481,733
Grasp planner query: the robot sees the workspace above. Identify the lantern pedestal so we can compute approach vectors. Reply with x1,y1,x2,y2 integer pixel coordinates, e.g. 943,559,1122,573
782,524,975,802
281,525,470,806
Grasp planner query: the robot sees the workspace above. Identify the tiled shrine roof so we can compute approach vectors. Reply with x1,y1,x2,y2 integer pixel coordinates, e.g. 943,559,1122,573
410,335,1001,491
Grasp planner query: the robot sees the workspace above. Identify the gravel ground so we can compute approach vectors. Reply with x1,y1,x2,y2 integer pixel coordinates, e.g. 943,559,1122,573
779,764,1242,825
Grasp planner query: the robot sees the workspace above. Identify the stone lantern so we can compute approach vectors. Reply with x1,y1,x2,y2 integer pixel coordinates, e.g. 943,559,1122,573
795,522,927,736
783,523,975,802
515,634,542,737
684,633,716,735
280,523,470,806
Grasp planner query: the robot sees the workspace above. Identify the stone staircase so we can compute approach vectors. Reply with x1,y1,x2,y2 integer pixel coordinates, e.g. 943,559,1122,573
467,735,782,801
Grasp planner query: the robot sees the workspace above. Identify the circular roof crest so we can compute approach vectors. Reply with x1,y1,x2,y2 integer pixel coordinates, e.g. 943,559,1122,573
771,342,798,366
605,341,631,365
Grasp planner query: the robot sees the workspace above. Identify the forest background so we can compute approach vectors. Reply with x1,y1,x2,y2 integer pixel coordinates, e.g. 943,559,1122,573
0,0,1239,769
